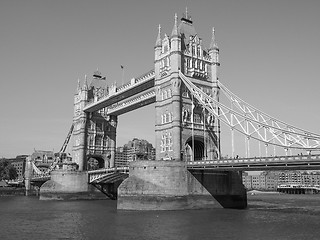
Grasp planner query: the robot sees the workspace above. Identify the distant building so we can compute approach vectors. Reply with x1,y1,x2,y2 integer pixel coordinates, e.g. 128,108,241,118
31,150,55,166
115,138,155,167
0,155,28,180
242,170,320,191
301,171,320,186
242,172,252,190
278,171,302,185
10,156,27,180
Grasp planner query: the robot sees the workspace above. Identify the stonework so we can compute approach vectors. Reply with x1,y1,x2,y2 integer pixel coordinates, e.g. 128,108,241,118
154,13,220,162
117,160,221,210
40,170,106,200
118,160,247,210
72,12,222,169
73,72,117,170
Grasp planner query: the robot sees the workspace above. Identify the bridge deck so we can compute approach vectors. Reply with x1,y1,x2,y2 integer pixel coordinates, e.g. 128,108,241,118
83,71,154,113
187,154,320,171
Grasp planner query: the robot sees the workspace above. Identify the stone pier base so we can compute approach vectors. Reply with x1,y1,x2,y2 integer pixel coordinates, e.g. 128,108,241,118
117,160,247,210
40,170,107,200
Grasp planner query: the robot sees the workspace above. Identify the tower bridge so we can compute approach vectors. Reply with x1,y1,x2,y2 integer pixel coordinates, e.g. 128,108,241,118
28,10,320,210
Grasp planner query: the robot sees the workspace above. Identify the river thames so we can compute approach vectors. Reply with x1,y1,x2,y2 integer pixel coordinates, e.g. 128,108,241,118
1,194,320,240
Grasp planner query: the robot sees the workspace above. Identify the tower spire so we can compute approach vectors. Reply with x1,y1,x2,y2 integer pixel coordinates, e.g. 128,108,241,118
209,27,219,50
182,6,192,23
77,78,81,92
171,13,179,37
83,74,88,90
155,24,162,47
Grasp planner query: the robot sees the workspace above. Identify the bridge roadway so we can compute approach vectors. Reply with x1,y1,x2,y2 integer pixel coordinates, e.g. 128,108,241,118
83,70,155,114
87,154,320,182
188,154,320,171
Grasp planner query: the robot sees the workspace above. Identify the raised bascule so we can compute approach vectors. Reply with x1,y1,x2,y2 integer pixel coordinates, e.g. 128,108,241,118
26,10,320,209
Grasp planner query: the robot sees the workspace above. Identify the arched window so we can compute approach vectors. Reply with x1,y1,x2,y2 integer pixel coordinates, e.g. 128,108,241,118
95,136,102,146
194,113,201,124
164,90,167,99
161,135,166,152
168,89,172,98
103,138,108,146
89,137,94,146
197,46,201,57
168,132,173,151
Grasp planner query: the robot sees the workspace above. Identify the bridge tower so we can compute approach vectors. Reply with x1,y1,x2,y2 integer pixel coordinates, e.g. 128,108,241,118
72,71,117,171
154,11,220,162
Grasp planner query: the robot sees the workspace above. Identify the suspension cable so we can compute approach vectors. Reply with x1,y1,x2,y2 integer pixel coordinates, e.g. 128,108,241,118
179,71,320,151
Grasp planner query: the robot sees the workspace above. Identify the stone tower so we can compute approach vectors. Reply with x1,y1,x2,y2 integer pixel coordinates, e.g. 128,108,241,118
154,11,221,162
72,71,117,171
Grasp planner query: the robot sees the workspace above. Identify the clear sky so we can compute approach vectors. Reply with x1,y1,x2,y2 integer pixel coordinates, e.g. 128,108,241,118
1,0,320,158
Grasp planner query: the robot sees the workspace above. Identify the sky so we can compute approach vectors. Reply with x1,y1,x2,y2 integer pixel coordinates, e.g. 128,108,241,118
1,0,320,158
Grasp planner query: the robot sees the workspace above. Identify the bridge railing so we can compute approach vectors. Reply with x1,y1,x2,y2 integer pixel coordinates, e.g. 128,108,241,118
187,154,320,168
30,172,51,181
87,167,129,183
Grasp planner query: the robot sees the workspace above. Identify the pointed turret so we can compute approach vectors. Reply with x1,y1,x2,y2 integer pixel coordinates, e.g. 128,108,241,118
170,13,181,68
155,24,162,63
171,13,179,37
209,27,220,83
83,74,88,90
77,78,81,92
209,27,219,50
182,6,192,24
155,24,162,47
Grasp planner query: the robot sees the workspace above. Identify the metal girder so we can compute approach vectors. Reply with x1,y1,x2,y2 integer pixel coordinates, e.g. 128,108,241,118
179,71,320,151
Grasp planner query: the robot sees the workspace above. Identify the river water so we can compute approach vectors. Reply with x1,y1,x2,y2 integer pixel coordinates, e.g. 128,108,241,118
1,194,320,240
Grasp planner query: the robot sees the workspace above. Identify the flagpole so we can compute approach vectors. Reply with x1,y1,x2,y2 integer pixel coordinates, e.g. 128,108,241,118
121,65,124,85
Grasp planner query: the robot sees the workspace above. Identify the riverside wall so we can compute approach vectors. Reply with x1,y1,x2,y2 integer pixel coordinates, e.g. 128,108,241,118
117,160,247,210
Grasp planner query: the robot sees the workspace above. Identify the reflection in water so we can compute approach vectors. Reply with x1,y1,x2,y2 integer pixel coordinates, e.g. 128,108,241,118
0,196,320,240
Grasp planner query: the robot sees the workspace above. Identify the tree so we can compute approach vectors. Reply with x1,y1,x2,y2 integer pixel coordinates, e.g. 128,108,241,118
0,160,18,180
136,152,149,160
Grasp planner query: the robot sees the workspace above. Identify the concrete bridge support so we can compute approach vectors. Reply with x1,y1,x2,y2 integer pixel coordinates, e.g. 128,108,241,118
39,170,107,200
24,157,32,196
189,170,247,209
117,160,247,210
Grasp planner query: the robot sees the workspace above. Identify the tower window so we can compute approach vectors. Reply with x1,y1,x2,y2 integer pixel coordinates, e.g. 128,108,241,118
160,131,173,152
197,46,201,57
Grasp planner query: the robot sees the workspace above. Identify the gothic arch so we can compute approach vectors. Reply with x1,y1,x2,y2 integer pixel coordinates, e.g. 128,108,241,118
184,136,205,161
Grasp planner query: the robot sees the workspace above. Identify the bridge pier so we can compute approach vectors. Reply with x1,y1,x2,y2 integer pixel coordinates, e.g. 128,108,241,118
189,169,247,209
39,170,107,200
117,160,247,210
24,157,32,196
